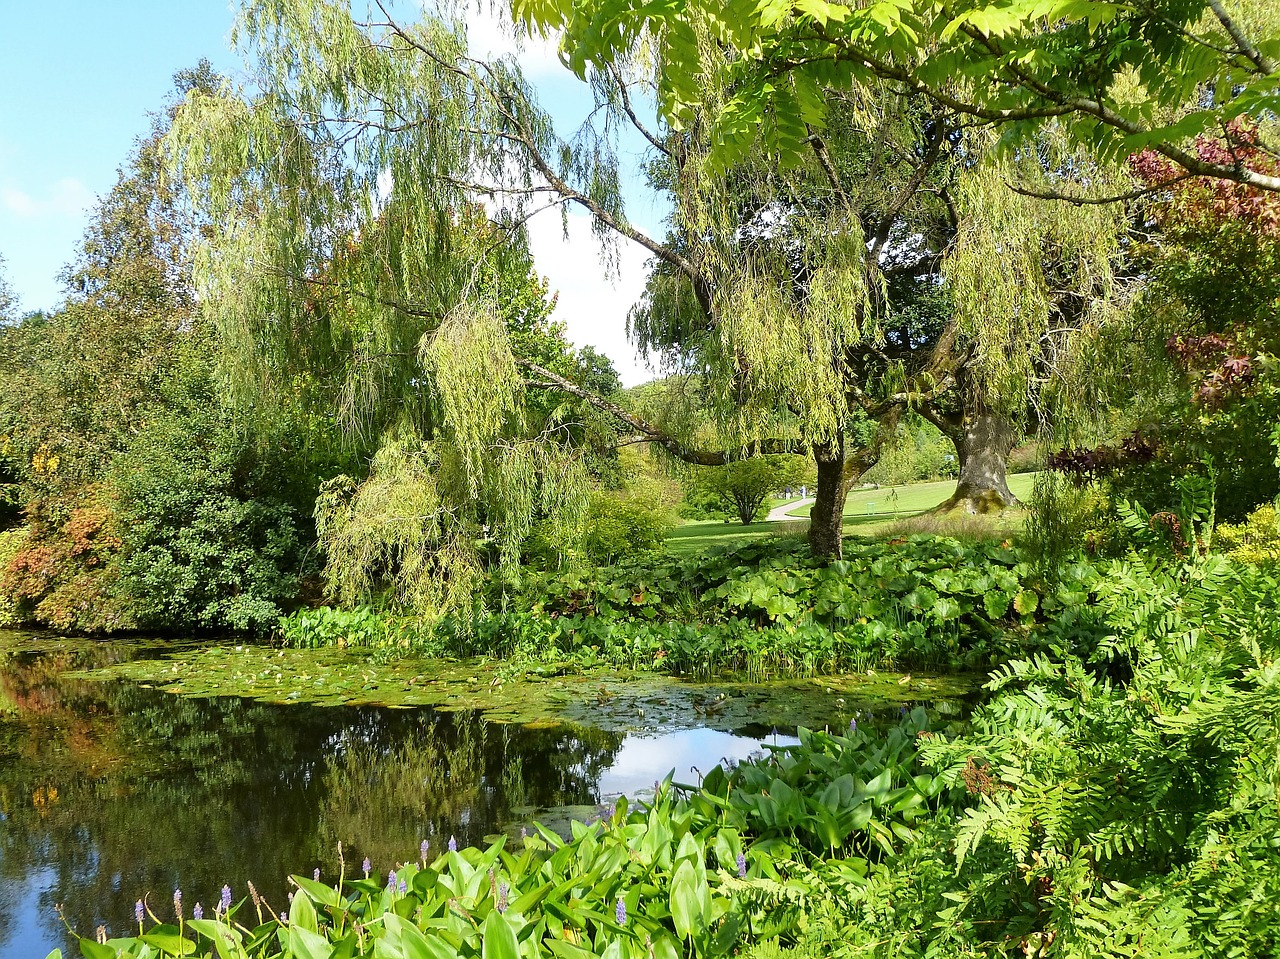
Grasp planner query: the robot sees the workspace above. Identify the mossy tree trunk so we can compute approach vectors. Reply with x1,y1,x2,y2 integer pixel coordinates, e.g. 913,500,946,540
937,411,1017,513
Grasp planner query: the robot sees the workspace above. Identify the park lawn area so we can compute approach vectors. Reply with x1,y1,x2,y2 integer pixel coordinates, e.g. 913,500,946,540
787,472,1038,518
665,519,800,554
667,474,1039,554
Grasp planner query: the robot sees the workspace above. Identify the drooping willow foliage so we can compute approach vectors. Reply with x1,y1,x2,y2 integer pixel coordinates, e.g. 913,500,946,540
945,135,1134,439
164,0,615,612
623,27,954,456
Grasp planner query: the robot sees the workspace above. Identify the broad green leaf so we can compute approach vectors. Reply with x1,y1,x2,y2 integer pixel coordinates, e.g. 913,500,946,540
482,911,520,959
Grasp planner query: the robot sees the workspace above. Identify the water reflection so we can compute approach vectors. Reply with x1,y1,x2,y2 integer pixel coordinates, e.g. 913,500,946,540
0,637,798,958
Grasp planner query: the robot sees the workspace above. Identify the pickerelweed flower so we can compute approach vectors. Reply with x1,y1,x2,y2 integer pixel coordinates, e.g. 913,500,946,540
420,839,430,863
497,882,509,914
737,852,748,878
173,888,182,920
135,900,144,926
193,904,203,921
362,857,371,878
220,885,232,914
397,877,408,894
313,867,320,881
448,835,457,852
615,896,627,926
387,869,397,891
849,717,857,733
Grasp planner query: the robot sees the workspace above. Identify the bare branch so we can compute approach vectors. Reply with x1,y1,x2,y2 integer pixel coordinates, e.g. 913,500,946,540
1005,170,1199,205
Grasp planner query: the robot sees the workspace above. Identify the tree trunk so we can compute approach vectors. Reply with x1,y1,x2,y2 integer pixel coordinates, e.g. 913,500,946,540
808,438,847,560
937,412,1017,513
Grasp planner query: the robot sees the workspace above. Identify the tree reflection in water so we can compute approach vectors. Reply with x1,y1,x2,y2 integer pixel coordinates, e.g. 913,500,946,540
0,634,622,957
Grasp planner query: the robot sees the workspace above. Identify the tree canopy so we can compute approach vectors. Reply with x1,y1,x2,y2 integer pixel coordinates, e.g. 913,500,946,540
524,0,1280,194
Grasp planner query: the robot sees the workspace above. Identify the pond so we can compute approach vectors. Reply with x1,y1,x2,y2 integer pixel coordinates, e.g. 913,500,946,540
0,631,974,958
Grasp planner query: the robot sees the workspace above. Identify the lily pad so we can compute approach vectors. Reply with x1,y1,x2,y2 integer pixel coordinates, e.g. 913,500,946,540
59,642,978,732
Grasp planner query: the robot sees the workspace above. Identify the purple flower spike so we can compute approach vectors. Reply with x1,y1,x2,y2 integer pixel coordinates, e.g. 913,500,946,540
281,912,288,924
220,885,232,914
397,877,407,894
193,903,204,921
737,852,747,878
420,839,430,863
497,882,509,914
362,857,371,878
387,869,397,891
615,896,627,926
448,835,457,853
313,867,320,882
173,888,182,920
849,717,857,733
135,900,144,925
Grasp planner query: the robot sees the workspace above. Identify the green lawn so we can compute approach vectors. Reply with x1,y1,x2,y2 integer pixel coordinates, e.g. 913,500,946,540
666,473,1040,553
664,519,796,555
788,472,1038,517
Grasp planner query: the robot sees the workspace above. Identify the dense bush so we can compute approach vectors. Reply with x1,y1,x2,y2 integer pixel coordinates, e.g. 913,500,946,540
1213,502,1280,564
577,491,673,565
0,486,136,633
111,408,313,632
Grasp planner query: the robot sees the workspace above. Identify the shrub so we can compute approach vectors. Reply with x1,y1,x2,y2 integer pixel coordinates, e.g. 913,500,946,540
111,411,311,632
1022,472,1117,575
1214,502,1280,564
0,487,136,633
577,492,672,565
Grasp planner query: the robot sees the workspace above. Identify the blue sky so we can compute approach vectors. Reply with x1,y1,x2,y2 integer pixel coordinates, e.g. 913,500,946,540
0,1,660,383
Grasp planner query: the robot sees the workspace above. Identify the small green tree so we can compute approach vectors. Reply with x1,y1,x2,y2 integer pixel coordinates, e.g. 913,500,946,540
688,455,810,525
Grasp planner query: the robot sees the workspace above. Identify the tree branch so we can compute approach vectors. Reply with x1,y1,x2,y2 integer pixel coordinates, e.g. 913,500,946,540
1005,171,1199,205
1206,0,1276,74
518,358,806,465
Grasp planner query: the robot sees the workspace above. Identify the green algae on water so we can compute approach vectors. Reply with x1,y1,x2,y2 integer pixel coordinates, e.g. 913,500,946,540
61,643,978,732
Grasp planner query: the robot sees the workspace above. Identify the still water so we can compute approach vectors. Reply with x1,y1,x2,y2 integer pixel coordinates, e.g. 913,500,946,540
0,638,805,958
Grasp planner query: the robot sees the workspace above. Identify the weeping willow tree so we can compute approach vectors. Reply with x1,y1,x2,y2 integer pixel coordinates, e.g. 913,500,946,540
602,23,978,557
921,135,1134,512
626,37,1138,523
164,1,619,612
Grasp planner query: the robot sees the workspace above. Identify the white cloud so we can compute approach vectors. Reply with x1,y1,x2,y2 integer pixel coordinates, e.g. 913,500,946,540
0,177,95,219
524,205,656,386
422,1,564,78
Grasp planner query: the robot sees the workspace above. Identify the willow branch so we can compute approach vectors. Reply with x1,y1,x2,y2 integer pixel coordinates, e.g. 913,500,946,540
518,359,805,465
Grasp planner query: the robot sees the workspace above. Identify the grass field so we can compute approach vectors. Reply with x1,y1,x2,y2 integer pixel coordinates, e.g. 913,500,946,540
665,520,803,555
666,472,1039,553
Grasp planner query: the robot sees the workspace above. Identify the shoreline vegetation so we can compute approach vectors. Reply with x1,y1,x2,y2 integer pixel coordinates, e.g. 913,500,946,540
45,545,1280,958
